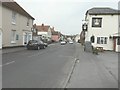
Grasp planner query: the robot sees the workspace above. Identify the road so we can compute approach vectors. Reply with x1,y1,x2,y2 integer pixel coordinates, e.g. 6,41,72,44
2,43,78,88
2,43,118,88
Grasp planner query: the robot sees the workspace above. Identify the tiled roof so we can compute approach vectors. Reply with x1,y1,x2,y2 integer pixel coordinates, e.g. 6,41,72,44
52,31,59,35
36,25,50,32
86,7,120,15
1,0,35,20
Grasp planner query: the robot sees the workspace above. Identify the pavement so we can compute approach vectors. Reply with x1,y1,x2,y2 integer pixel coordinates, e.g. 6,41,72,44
2,47,26,54
66,44,118,88
1,43,56,54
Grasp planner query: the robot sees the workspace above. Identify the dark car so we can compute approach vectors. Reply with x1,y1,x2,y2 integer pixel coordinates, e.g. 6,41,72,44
44,42,48,47
27,40,46,50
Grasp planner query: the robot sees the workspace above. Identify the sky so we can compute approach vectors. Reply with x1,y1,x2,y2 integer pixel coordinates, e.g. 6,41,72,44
15,0,119,35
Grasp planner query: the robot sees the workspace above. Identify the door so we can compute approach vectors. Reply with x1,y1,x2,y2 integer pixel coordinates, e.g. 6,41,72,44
113,38,116,51
23,33,27,45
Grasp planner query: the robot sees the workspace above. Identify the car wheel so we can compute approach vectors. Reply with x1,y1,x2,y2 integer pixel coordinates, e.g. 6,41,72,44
44,46,46,49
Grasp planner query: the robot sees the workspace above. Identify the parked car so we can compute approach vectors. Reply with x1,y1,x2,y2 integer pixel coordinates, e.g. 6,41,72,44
43,42,48,47
84,41,93,52
69,41,73,44
60,41,66,45
27,40,46,50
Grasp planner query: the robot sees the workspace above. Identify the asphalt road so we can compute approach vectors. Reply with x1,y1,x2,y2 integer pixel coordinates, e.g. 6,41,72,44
2,43,78,88
2,43,118,88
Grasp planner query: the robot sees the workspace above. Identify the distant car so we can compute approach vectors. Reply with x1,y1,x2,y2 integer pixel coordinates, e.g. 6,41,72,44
27,40,46,50
69,41,73,44
60,41,66,45
84,41,93,52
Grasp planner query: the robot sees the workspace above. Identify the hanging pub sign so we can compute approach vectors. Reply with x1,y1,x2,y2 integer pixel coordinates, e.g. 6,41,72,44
82,23,88,31
92,18,102,27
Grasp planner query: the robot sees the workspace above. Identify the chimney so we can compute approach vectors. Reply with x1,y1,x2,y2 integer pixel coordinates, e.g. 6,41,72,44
33,24,36,28
42,23,44,27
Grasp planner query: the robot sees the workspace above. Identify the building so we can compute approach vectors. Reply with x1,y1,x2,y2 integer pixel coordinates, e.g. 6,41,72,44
0,2,2,49
1,1,34,48
84,7,120,52
36,24,52,43
51,28,60,42
75,34,80,42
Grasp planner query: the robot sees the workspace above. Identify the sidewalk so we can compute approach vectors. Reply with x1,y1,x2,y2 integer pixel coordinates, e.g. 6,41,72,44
67,45,118,88
1,47,26,54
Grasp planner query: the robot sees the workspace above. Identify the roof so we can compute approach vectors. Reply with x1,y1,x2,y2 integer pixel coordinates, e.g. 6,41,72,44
52,31,59,35
86,7,120,15
36,25,50,32
1,0,35,20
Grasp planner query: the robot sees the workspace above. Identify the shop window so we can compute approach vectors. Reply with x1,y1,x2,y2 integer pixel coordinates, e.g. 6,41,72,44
97,37,107,44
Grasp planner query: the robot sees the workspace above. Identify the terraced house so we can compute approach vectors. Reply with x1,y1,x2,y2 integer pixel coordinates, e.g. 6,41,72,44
0,0,34,49
84,7,120,52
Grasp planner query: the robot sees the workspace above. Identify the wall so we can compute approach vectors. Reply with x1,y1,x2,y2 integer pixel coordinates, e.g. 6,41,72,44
2,5,33,47
0,3,2,49
52,35,59,42
85,14,118,50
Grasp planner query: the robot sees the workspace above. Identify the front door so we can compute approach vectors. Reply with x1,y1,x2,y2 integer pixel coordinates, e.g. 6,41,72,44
23,32,32,45
23,34,27,45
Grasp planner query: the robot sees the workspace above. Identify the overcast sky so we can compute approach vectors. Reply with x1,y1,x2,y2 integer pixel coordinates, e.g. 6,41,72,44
15,0,119,35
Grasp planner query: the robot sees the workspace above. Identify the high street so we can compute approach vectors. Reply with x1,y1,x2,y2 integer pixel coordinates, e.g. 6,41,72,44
2,43,79,88
2,43,118,88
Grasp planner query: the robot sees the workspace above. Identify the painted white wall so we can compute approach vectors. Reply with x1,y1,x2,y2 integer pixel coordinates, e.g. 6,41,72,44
38,32,47,35
85,14,118,50
2,5,33,47
37,28,52,41
0,3,2,49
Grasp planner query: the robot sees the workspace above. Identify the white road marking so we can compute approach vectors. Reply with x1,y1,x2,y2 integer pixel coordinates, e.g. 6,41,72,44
0,61,15,67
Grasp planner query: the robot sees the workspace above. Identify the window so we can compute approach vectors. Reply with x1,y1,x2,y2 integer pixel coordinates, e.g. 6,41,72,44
16,34,19,40
97,37,100,44
11,30,16,43
117,38,120,45
97,37,107,44
90,35,95,43
92,18,102,27
27,18,30,26
12,11,17,24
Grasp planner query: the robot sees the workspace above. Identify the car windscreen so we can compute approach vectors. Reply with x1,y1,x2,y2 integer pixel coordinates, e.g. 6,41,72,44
28,40,38,44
